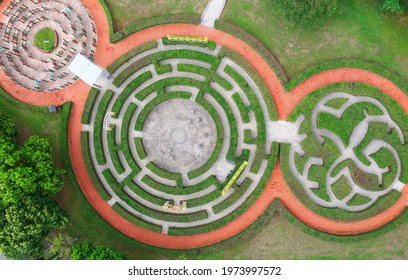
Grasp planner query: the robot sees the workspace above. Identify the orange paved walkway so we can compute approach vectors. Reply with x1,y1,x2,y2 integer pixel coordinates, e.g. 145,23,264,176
1,0,407,248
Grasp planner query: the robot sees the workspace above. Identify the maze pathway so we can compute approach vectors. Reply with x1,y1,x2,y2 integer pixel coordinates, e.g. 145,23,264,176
81,41,277,235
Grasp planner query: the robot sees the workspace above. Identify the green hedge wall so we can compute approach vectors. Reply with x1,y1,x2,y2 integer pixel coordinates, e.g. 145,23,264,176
110,16,201,43
214,19,288,85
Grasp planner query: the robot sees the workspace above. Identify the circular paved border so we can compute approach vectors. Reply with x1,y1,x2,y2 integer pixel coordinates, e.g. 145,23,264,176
1,0,408,248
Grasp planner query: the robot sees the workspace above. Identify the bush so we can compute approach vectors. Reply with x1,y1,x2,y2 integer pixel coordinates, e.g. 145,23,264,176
81,88,100,124
71,240,128,260
382,0,408,14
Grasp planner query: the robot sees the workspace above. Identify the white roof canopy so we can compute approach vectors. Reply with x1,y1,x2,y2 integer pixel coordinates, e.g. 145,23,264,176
67,54,103,86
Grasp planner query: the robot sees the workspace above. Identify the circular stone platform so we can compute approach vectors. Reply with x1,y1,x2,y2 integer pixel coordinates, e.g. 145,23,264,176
143,98,217,173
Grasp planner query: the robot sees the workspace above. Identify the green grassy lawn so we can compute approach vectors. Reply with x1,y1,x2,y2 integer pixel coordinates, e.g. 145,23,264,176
222,0,408,82
104,0,207,32
34,28,56,52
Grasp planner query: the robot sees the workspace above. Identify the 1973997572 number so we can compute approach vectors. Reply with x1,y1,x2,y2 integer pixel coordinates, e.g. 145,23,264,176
222,266,282,276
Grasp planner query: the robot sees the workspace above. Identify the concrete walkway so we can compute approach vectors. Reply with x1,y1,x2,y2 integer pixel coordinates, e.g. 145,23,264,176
200,0,227,27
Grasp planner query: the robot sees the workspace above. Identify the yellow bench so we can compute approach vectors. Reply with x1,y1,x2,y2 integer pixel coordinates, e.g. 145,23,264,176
221,161,248,196
167,34,208,44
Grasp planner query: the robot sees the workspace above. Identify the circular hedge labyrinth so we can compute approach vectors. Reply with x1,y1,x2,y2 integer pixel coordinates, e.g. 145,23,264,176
81,40,278,235
281,82,408,222
0,0,97,91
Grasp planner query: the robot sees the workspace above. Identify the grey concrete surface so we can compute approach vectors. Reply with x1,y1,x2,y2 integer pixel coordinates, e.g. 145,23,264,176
200,0,227,27
143,98,217,174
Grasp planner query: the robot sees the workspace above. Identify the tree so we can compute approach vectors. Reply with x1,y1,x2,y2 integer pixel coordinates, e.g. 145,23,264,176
45,233,74,260
0,195,68,259
89,246,127,260
20,136,65,195
0,137,19,167
70,241,94,260
0,111,67,259
0,135,64,206
382,0,408,14
70,241,127,260
0,110,17,138
274,0,338,25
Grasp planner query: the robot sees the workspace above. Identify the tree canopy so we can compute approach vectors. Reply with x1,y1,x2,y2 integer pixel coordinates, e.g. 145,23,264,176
382,0,408,14
0,195,68,259
70,241,128,260
0,130,64,207
0,110,67,259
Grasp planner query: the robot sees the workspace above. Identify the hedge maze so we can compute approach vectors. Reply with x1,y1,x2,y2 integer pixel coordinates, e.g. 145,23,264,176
280,83,408,222
81,39,278,235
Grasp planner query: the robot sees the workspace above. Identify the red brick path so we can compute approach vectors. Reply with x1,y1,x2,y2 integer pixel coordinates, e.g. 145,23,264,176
1,0,407,248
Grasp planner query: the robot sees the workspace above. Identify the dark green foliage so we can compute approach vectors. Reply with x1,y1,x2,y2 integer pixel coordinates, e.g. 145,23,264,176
0,135,64,206
0,195,68,259
81,88,100,124
0,110,17,138
273,0,338,25
382,0,408,14
89,245,128,260
70,240,127,260
70,240,94,260
20,136,65,195
0,137,19,167
0,109,67,259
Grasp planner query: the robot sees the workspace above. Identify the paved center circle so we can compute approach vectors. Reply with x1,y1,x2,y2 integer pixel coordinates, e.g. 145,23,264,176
171,128,187,144
142,98,217,173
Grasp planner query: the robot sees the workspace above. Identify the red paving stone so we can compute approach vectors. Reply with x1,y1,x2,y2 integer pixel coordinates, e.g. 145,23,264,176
1,0,407,248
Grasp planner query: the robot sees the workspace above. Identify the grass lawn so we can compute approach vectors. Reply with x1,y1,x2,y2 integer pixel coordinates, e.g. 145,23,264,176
104,0,207,32
222,0,408,82
34,28,56,52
